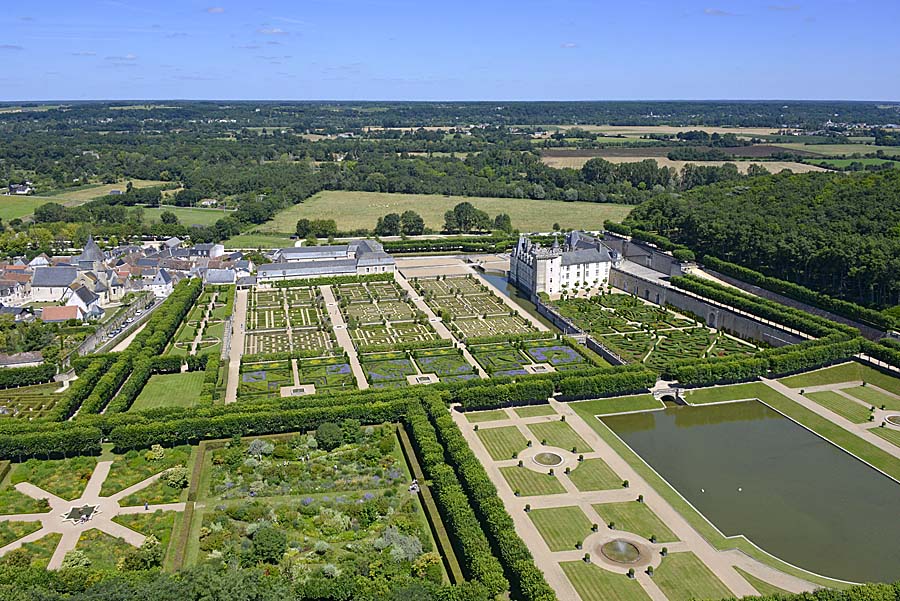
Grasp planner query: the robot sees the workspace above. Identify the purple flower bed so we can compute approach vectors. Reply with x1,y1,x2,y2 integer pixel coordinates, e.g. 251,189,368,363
241,371,266,383
495,369,528,377
364,359,415,381
528,345,581,365
441,374,479,382
326,364,352,375
418,355,470,375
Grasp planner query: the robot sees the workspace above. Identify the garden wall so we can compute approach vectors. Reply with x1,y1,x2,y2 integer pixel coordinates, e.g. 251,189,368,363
602,231,684,277
608,268,804,348
533,299,626,365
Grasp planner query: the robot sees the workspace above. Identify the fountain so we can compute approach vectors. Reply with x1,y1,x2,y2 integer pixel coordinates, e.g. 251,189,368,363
533,452,563,467
886,415,900,427
601,539,642,564
62,504,98,524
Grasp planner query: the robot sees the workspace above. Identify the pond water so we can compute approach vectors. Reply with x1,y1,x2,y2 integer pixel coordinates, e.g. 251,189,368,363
479,271,559,331
602,401,900,583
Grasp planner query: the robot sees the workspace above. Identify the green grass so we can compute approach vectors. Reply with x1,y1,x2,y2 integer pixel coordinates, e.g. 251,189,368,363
0,520,41,547
805,391,871,423
528,421,593,453
734,567,793,596
0,487,50,515
528,506,594,551
777,362,863,388
654,552,733,601
570,389,852,590
592,501,678,542
872,426,900,449
75,529,136,570
561,560,650,601
465,409,508,423
223,232,294,249
568,458,623,491
772,143,900,157
17,532,61,568
476,426,529,461
0,196,51,221
500,466,566,496
10,456,98,501
570,394,664,416
255,190,634,233
131,372,205,412
143,206,233,227
114,509,178,560
514,404,558,418
844,385,900,411
686,384,762,405
100,445,193,498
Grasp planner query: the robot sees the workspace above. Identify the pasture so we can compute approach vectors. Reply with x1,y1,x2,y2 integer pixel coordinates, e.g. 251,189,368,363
254,191,633,233
772,143,900,157
143,206,233,227
30,179,169,206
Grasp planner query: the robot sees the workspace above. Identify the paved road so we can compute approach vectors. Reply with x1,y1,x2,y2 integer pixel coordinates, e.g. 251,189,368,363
320,285,368,390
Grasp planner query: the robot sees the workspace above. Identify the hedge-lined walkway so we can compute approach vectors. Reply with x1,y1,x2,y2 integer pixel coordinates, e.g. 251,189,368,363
224,289,248,404
455,403,814,601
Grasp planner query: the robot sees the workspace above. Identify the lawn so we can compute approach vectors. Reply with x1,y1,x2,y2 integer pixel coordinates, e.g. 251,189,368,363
464,409,508,423
143,206,232,227
514,405,558,418
528,421,592,453
872,427,900,449
845,385,900,410
568,458,623,491
476,426,529,461
654,552,733,601
561,560,650,601
592,501,678,542
131,372,206,412
569,394,664,416
223,232,294,249
528,506,594,551
778,362,863,388
500,466,566,496
734,567,792,596
805,391,871,423
10,456,98,501
254,190,634,233
0,196,51,221
686,384,762,405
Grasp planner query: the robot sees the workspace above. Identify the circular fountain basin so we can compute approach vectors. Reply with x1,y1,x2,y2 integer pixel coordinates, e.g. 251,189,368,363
601,539,642,564
533,452,563,467
886,415,900,427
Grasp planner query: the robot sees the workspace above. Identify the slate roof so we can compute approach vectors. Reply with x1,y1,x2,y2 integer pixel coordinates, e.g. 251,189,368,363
258,259,358,278
79,235,105,264
205,268,236,284
72,285,100,305
32,266,78,288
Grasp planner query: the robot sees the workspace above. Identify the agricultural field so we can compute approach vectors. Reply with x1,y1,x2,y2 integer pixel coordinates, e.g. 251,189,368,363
771,143,900,157
808,158,898,169
553,293,758,367
252,190,633,233
143,206,233,227
28,179,169,206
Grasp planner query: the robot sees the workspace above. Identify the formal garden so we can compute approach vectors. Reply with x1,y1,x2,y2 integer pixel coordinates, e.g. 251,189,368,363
168,287,233,356
336,281,440,349
244,285,337,355
469,336,599,377
0,383,62,420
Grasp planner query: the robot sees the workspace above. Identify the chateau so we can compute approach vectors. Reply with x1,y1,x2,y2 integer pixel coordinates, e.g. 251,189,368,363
509,231,618,297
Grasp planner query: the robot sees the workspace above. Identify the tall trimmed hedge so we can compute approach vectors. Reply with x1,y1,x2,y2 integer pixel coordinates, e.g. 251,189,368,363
451,380,554,411
557,369,657,401
421,395,556,601
0,363,56,390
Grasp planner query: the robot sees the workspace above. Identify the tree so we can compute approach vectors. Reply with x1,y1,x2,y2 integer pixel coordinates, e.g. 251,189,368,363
315,422,343,451
444,202,491,233
296,218,311,237
493,213,512,233
400,210,425,236
252,525,287,564
375,212,401,236
160,210,179,225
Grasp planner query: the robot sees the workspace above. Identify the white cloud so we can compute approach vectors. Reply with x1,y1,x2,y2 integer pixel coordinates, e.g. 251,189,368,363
560,42,578,49
257,27,288,35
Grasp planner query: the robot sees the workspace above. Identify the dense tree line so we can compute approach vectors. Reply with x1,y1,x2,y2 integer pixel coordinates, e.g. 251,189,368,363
628,170,900,308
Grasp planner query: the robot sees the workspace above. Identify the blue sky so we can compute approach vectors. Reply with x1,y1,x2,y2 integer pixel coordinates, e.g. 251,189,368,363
0,0,897,101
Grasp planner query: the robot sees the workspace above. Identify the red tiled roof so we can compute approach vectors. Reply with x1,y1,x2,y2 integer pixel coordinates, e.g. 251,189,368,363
40,305,80,322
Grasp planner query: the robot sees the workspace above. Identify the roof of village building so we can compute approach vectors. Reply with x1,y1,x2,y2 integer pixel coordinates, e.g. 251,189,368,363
205,268,236,284
71,285,100,306
78,235,106,265
152,269,173,285
40,305,80,322
258,259,359,278
32,266,78,288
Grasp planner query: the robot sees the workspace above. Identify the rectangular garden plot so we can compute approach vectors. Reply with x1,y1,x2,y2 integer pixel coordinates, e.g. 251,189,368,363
297,358,355,391
238,361,294,398
0,383,62,420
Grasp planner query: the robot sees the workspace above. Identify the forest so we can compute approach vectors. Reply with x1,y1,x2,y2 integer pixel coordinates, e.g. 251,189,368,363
626,169,900,308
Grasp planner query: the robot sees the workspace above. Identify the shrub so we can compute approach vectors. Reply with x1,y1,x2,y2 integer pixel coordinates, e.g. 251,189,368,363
315,422,343,451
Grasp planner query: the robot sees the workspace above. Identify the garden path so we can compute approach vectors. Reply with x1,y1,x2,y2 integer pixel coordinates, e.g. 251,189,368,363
393,271,487,378
0,461,185,569
224,288,248,404
190,292,218,355
320,285,368,389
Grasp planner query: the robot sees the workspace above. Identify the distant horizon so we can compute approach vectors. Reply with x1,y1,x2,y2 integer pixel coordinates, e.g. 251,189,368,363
2,98,899,104
2,0,898,101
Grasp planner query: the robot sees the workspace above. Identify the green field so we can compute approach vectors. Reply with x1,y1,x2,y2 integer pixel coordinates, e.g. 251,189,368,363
476,426,529,461
464,409,508,423
528,421,592,453
561,560,650,601
592,501,678,542
254,190,634,233
0,197,52,221
809,158,898,169
143,206,233,227
805,391,871,423
223,232,294,248
528,506,593,551
778,362,863,388
654,552,733,601
734,567,792,596
131,372,205,412
568,458,622,491
514,405,558,418
773,143,900,157
844,385,900,410
30,179,169,205
500,466,566,496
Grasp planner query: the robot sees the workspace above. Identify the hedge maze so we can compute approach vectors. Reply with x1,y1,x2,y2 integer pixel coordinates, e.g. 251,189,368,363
553,293,759,368
0,383,62,420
